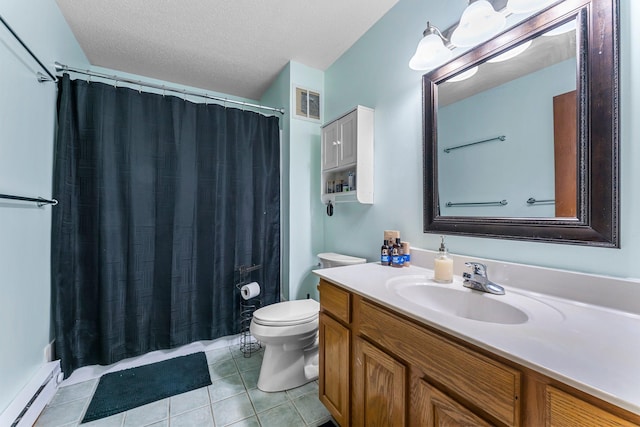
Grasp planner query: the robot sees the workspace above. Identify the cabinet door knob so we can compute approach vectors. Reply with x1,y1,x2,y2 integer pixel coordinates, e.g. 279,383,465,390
332,141,338,146
336,140,341,145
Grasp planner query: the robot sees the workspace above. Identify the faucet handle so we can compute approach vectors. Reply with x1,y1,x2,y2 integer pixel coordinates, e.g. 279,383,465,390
465,262,487,277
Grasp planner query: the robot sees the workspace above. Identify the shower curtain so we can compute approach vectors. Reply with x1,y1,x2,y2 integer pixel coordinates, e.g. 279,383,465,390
52,74,280,377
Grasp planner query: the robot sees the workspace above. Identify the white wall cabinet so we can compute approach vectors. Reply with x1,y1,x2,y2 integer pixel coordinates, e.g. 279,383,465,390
321,105,374,205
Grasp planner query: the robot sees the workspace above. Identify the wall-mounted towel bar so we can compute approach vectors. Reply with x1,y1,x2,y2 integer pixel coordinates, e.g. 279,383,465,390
444,135,506,153
0,14,57,82
0,193,58,207
526,197,555,205
446,199,508,207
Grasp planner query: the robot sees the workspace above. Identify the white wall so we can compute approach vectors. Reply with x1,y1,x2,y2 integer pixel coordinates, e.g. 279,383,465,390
322,0,640,279
0,1,88,412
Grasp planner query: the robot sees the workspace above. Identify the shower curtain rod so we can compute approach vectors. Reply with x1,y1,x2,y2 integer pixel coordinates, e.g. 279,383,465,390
0,193,58,207
0,14,57,82
55,62,285,115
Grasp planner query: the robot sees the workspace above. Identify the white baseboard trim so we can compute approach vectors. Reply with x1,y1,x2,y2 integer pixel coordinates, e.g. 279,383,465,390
0,360,62,427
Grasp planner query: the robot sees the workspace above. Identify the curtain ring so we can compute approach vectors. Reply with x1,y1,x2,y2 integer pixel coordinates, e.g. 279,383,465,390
113,79,118,88
162,86,165,97
183,89,187,101
138,83,142,94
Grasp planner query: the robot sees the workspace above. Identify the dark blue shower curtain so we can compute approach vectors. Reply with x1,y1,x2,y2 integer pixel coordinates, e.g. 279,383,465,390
52,74,280,377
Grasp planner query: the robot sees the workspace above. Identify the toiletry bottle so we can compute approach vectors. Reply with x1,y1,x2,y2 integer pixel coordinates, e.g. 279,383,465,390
389,242,398,267
348,171,355,191
434,236,453,283
381,240,390,265
392,238,404,267
402,241,410,267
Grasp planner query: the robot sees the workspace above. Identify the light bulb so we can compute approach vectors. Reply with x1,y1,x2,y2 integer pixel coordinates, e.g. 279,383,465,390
409,33,453,71
542,20,576,37
451,0,506,48
446,66,479,82
487,40,532,63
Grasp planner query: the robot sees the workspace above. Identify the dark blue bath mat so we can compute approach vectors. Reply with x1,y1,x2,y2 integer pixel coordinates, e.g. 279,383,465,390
81,352,211,423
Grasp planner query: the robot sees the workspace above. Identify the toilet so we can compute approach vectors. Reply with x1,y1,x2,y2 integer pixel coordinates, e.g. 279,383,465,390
250,252,366,392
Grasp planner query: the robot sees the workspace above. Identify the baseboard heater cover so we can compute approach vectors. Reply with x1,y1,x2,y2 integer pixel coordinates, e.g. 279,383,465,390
0,360,62,427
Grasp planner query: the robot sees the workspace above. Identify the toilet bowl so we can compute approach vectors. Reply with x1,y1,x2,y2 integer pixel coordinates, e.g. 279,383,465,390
250,299,320,392
250,252,366,392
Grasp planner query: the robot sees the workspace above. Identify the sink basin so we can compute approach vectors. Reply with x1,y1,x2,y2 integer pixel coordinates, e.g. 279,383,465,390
386,276,563,325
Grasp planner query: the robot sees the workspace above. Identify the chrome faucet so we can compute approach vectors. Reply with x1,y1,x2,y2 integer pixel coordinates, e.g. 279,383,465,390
462,262,505,295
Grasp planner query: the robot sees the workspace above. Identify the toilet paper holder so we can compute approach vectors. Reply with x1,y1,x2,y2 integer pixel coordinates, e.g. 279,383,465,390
235,264,263,357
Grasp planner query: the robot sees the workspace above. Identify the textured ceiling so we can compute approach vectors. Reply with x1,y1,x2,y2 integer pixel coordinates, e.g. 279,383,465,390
55,0,399,100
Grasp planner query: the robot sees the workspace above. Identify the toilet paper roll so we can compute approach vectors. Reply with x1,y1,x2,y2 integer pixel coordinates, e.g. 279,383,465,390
241,281,261,300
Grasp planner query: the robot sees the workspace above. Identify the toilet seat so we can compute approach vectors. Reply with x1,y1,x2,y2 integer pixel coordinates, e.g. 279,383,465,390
252,299,319,327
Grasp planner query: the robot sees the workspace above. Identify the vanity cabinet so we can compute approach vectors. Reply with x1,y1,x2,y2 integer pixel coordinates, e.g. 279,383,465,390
321,106,374,205
318,281,352,427
318,279,640,427
353,337,406,426
415,380,494,427
545,386,638,427
357,296,519,427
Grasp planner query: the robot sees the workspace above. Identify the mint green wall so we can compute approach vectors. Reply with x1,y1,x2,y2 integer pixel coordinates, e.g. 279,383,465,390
0,1,88,412
288,62,325,301
323,0,640,279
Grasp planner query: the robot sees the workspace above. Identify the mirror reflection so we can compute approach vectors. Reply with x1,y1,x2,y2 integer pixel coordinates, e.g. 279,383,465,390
436,17,577,218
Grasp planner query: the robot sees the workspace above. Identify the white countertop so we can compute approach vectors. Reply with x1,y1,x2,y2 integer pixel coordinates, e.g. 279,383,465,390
314,262,640,416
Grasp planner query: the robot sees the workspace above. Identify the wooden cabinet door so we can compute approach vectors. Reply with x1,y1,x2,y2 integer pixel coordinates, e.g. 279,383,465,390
414,379,493,427
354,337,406,427
553,90,577,218
546,386,638,427
322,122,339,170
319,312,350,426
338,111,357,166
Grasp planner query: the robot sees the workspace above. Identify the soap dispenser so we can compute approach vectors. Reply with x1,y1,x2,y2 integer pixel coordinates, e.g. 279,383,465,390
434,236,453,283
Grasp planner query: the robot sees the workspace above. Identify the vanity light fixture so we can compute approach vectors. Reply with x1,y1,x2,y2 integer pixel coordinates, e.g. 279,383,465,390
506,0,557,14
409,22,454,71
446,66,479,82
450,0,506,48
487,39,532,62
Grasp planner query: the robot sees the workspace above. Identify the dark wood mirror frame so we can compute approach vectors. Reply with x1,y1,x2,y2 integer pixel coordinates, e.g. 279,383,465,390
423,0,619,247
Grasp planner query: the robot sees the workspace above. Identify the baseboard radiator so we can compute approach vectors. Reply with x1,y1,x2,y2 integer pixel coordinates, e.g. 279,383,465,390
0,361,62,427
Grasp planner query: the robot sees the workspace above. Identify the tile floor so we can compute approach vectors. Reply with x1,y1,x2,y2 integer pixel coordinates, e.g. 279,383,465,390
34,345,333,427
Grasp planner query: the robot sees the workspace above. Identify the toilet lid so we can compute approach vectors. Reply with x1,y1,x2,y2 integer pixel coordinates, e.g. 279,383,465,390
253,299,320,326
317,252,367,265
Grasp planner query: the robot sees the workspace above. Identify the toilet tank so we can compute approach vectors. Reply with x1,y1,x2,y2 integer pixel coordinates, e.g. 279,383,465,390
317,252,366,268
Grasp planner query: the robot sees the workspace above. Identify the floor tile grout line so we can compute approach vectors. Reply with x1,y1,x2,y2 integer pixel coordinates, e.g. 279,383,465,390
76,379,100,426
205,386,215,427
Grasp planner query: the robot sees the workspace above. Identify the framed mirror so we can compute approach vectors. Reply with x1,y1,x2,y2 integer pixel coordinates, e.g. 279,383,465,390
423,0,619,247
